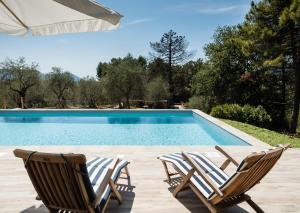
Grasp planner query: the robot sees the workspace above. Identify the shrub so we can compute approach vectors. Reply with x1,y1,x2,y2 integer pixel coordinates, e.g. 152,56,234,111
145,76,169,108
187,96,214,113
211,104,272,127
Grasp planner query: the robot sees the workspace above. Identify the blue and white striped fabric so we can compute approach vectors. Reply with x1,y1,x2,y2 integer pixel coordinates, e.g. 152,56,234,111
159,153,229,198
86,157,128,208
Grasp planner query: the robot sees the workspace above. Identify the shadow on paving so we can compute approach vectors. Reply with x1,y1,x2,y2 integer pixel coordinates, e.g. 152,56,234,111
165,178,250,213
19,184,136,213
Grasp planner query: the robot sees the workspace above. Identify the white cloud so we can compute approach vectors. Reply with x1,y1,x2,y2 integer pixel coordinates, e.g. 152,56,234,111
197,5,240,14
164,3,247,15
122,18,153,28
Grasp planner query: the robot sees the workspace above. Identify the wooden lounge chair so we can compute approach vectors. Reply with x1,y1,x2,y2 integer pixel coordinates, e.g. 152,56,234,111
158,144,290,213
14,149,130,213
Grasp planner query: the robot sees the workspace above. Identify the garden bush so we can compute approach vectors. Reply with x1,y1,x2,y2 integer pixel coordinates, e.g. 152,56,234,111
210,104,272,127
187,96,214,113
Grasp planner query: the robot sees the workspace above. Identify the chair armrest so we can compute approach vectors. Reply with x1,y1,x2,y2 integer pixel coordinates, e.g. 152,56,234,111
182,152,223,197
277,143,291,150
92,159,120,208
215,146,239,169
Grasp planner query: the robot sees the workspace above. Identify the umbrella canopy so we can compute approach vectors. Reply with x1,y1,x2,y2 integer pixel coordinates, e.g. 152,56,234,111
0,0,122,36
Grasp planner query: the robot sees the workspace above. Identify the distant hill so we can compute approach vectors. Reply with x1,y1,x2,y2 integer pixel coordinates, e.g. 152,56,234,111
69,73,81,82
39,72,81,82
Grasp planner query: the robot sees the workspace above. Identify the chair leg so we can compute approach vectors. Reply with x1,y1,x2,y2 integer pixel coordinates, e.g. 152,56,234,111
162,161,171,182
124,165,131,186
246,198,264,213
173,169,195,197
109,179,122,205
125,165,130,179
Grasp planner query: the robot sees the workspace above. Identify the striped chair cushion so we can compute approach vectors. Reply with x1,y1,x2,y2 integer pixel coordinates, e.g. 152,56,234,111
159,153,229,198
86,157,128,209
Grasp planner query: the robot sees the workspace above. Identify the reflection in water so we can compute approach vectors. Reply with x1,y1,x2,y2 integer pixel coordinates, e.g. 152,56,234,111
107,117,142,124
2,117,43,123
0,116,195,124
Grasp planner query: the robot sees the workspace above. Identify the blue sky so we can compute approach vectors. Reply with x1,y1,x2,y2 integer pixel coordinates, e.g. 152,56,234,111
0,0,253,77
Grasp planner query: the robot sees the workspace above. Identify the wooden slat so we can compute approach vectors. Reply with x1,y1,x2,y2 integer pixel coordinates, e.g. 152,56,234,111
46,163,69,207
64,164,84,209
37,162,60,206
30,162,55,206
58,163,80,209
24,161,49,205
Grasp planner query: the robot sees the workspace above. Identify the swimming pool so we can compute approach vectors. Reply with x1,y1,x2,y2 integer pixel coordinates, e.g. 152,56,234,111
0,110,249,146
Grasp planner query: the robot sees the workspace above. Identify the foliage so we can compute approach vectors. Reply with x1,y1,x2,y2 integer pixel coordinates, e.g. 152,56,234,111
240,0,300,132
145,76,169,108
203,26,261,105
187,96,212,113
0,57,40,108
79,77,104,108
211,104,272,127
223,119,300,148
46,67,75,108
100,54,145,109
173,59,203,102
150,30,192,104
147,58,168,81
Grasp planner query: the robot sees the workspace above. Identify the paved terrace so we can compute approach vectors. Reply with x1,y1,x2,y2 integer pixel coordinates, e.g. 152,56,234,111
0,145,299,213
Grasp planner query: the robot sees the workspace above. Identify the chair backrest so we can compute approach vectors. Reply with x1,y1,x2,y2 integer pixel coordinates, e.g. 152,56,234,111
211,146,286,204
14,149,97,213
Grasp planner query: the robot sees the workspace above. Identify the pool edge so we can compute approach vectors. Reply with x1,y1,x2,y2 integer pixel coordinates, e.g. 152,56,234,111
192,109,270,148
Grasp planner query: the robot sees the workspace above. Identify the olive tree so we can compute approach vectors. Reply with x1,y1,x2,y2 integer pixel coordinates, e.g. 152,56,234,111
101,55,145,109
0,57,40,109
46,67,75,108
79,77,104,108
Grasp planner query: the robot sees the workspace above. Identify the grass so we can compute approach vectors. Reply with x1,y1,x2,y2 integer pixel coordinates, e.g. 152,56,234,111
221,119,300,148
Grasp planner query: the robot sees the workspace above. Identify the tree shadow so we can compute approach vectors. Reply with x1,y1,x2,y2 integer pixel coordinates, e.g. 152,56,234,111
165,177,250,213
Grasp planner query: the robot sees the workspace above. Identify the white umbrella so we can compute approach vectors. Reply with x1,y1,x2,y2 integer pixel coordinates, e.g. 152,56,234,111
0,0,122,36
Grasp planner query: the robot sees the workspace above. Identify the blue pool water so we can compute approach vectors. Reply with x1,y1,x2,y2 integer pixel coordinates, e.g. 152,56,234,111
0,110,249,146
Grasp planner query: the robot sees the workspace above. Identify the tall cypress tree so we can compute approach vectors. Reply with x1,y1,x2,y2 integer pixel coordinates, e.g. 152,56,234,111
150,30,192,105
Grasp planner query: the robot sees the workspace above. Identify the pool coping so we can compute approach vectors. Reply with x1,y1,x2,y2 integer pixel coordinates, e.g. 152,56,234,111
0,108,270,148
191,109,269,148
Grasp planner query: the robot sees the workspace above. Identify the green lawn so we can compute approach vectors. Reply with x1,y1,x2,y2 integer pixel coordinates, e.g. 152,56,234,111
222,119,300,148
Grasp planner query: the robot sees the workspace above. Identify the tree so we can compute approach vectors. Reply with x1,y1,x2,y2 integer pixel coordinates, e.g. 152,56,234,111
241,0,300,132
279,0,300,133
46,67,75,108
97,55,147,80
190,63,218,112
173,59,204,102
0,69,10,108
147,58,168,81
150,30,192,104
204,26,260,105
101,55,145,108
145,76,169,108
79,77,104,108
0,57,40,109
